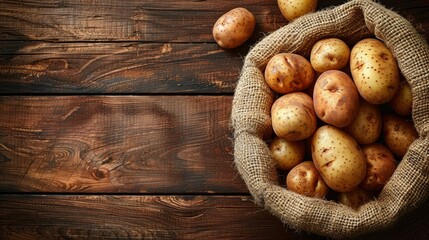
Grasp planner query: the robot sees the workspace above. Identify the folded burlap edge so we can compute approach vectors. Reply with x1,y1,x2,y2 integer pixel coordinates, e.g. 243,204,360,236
230,0,429,238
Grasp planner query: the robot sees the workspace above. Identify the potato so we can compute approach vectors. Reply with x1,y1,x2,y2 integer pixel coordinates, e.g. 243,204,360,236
212,7,256,49
277,0,318,22
383,114,418,158
344,99,382,145
389,81,413,116
313,70,360,127
338,188,373,210
350,38,400,104
286,161,329,198
311,125,366,193
360,143,397,191
264,53,315,94
310,38,350,73
271,92,317,141
269,136,305,170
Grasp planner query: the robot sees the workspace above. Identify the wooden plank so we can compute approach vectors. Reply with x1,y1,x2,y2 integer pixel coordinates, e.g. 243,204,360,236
0,0,286,42
0,0,426,43
0,194,320,240
0,96,249,193
1,194,428,239
0,42,244,93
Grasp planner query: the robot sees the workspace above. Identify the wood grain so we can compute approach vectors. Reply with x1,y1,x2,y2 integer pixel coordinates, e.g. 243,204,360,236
0,42,245,93
0,194,320,240
0,96,248,193
0,0,286,42
1,195,428,240
0,0,427,43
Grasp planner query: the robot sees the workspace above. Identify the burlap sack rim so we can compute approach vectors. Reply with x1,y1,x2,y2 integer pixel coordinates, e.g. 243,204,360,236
231,0,429,238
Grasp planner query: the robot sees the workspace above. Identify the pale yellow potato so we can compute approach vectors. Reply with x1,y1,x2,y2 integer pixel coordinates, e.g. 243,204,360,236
269,136,305,170
360,143,397,191
344,99,382,145
212,7,255,49
271,92,317,141
313,70,360,127
311,125,366,193
277,0,318,22
350,38,400,104
338,188,373,210
310,38,350,73
389,81,413,116
286,161,329,198
383,114,418,158
264,53,315,94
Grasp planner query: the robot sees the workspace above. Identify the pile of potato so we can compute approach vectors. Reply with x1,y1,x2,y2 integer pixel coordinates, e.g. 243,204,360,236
267,37,418,209
212,3,418,209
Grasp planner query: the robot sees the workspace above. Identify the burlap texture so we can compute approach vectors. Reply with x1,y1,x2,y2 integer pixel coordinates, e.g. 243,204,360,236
231,0,429,238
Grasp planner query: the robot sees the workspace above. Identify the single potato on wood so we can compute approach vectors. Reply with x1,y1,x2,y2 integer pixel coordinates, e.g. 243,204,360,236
277,0,318,22
271,92,317,141
212,7,256,49
383,114,418,158
286,161,329,198
310,38,350,73
313,70,360,127
350,38,400,104
311,125,366,193
269,136,305,170
344,99,382,145
265,53,315,94
360,143,397,191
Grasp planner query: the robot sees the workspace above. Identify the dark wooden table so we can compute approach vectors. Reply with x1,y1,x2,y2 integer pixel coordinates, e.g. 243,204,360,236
0,0,428,239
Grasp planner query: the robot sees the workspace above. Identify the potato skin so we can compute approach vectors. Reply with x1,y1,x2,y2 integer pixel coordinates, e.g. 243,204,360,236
212,7,255,49
277,0,318,22
269,136,305,170
265,53,315,94
350,38,400,104
389,81,413,116
313,70,360,127
311,125,366,193
286,161,329,198
383,114,418,158
338,188,373,210
344,99,382,145
271,92,317,141
360,143,397,191
310,38,350,73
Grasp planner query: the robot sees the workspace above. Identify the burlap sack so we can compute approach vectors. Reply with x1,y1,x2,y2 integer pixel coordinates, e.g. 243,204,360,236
231,0,429,238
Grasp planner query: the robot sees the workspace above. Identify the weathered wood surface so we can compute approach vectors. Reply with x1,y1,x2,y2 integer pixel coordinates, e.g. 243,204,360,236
0,42,244,93
0,0,427,42
1,195,428,240
0,195,320,240
0,0,427,94
0,96,249,193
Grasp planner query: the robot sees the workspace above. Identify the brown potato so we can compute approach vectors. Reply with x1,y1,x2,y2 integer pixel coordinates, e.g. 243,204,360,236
269,136,305,170
311,125,366,193
383,114,418,158
277,0,318,22
310,38,350,73
286,161,329,198
271,92,317,141
389,80,413,116
344,99,382,145
212,7,255,49
338,188,373,210
350,38,400,104
360,143,397,191
265,53,315,94
313,70,360,127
